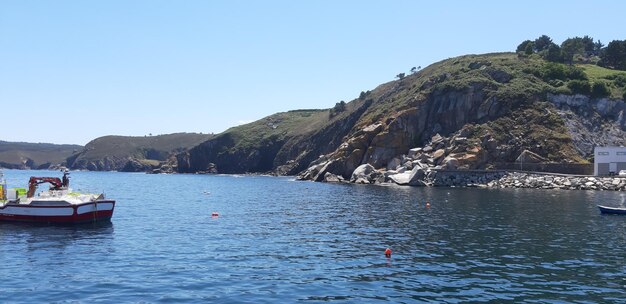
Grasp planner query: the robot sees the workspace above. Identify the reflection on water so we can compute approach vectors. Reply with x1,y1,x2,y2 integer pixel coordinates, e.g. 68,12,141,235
0,221,114,254
0,170,625,303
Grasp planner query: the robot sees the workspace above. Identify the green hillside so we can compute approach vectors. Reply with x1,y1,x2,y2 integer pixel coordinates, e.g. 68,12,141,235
176,51,626,176
0,141,82,169
67,133,213,171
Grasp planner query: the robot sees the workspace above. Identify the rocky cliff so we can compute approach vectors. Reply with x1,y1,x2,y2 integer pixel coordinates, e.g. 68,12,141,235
176,104,372,174
66,133,212,172
0,141,82,169
169,53,626,181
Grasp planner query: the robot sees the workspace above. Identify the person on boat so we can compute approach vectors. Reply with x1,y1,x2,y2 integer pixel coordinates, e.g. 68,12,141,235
62,170,70,188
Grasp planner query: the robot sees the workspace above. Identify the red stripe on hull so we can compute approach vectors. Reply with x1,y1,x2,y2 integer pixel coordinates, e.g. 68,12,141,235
0,201,115,224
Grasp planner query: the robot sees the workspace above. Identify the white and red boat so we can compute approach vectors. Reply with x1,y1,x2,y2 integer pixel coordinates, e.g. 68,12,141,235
0,170,115,224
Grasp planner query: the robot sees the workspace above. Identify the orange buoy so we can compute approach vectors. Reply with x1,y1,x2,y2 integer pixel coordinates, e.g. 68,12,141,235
384,248,392,257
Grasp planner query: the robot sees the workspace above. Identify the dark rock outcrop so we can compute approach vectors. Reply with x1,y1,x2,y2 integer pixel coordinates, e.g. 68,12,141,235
165,53,623,181
67,133,211,172
0,141,81,170
177,100,374,175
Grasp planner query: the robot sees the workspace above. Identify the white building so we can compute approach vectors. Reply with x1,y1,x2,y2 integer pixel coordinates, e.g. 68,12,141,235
594,146,626,175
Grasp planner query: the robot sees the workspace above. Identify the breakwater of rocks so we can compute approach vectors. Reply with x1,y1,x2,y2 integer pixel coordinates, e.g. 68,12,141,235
333,166,626,191
480,172,626,191
431,170,626,191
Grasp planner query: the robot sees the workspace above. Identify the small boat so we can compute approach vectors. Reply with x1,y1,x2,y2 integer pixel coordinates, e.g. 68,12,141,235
597,205,626,215
0,170,115,224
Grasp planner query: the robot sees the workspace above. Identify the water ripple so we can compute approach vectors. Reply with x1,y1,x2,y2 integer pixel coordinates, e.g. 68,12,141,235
1,171,625,302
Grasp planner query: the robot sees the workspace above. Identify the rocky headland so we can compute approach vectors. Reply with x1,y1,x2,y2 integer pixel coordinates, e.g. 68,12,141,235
65,133,213,172
175,53,626,186
5,52,626,191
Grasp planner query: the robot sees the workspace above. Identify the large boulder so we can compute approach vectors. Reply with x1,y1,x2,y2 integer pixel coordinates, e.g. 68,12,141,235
323,172,344,183
350,163,382,184
389,172,411,185
386,157,402,170
389,166,426,186
407,147,422,158
432,149,446,161
441,157,459,170
313,160,344,182
407,167,426,186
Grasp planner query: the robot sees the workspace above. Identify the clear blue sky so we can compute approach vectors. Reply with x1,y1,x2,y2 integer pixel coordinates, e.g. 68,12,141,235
1,0,624,145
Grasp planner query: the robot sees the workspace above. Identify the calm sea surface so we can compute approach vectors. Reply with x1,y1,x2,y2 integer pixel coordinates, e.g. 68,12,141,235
1,170,625,303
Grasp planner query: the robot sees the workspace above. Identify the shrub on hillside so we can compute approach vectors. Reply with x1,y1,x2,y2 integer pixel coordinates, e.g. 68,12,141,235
591,81,610,98
604,73,626,87
567,80,591,95
541,62,587,82
542,62,566,80
329,101,346,118
566,66,587,80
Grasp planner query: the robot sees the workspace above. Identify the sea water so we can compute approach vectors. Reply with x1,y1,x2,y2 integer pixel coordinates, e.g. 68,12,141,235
0,170,625,303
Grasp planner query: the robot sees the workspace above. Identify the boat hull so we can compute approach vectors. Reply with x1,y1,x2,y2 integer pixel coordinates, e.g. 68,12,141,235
597,205,626,215
0,200,115,224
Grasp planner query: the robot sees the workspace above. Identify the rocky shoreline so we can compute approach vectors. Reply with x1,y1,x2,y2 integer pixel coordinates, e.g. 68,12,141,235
315,168,626,191
437,171,626,191
297,127,614,191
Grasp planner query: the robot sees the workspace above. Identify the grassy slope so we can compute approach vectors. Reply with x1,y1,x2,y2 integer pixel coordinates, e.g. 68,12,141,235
75,133,213,160
221,101,365,151
359,53,625,163
195,52,626,171
576,64,626,98
0,141,82,167
356,53,550,129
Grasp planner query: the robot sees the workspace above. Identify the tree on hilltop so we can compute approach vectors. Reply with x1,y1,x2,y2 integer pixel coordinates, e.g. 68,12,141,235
516,40,534,55
561,37,585,64
544,43,564,63
599,40,626,70
534,35,553,52
581,35,596,56
594,40,604,56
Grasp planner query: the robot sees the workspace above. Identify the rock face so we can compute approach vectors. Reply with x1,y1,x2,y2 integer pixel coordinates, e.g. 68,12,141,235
0,141,81,170
66,133,211,172
299,125,508,186
165,53,624,179
547,93,626,158
178,101,374,175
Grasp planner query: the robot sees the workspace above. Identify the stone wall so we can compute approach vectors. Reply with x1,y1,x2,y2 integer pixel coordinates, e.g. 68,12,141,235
492,163,594,175
431,170,626,191
431,170,507,187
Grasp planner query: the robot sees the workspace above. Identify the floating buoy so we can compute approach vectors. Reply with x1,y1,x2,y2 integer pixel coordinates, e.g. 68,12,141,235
384,248,392,258
211,212,219,217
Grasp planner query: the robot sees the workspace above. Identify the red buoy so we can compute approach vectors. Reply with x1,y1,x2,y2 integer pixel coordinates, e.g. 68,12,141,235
384,248,392,257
